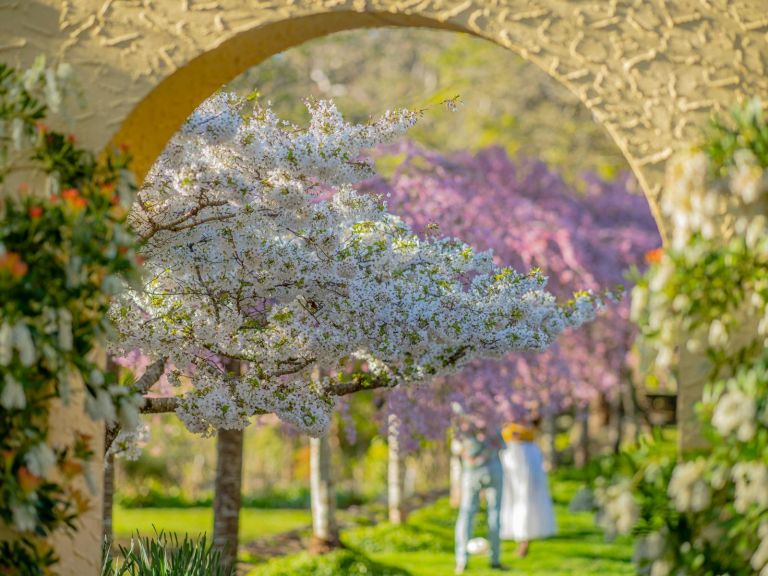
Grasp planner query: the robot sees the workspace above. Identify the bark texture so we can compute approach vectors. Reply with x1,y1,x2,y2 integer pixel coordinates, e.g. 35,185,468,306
213,427,244,571
309,433,340,553
102,452,115,545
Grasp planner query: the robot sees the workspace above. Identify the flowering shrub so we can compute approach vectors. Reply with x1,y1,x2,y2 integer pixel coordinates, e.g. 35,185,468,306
0,59,139,573
590,100,768,576
111,93,604,438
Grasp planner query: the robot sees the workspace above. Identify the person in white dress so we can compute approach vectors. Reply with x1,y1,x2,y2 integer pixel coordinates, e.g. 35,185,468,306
499,419,557,557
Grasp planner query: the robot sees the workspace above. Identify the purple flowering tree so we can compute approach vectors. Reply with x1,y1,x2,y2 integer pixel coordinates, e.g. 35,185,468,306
359,143,661,517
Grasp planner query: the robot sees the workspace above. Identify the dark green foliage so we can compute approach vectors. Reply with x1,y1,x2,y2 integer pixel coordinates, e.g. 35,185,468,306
101,531,234,576
256,549,411,576
705,98,768,176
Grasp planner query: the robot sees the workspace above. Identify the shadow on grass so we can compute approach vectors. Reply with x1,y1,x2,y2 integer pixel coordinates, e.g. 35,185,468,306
250,547,412,576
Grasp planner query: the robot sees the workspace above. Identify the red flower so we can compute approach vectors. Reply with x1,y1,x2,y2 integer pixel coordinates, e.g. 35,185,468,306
66,133,76,144
644,248,663,264
61,188,79,200
0,252,28,279
28,206,43,219
17,467,42,492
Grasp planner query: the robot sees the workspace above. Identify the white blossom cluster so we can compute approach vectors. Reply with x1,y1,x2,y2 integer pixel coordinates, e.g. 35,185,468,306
111,94,600,436
667,458,711,512
593,477,639,539
106,423,150,461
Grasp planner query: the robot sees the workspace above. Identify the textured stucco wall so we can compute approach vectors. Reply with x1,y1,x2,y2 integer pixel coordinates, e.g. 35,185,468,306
1,1,766,573
2,1,767,222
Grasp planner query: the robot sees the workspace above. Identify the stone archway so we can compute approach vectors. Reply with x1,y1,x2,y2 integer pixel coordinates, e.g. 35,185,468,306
2,1,767,573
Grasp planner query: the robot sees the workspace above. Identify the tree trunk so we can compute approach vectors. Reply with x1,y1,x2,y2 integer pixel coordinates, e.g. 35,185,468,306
573,404,590,469
309,433,340,553
609,392,623,454
449,435,462,507
621,373,640,445
387,414,407,524
540,412,558,472
102,452,115,546
213,427,244,571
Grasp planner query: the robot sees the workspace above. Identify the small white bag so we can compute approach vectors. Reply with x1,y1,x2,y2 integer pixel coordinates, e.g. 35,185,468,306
467,537,489,555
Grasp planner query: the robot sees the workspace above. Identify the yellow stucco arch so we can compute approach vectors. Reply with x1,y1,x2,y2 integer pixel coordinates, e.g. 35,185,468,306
3,1,768,233
2,1,768,573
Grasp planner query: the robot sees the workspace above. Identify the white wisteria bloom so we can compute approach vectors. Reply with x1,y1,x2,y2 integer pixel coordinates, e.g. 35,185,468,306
111,94,600,436
712,385,757,441
24,442,56,478
752,523,768,573
594,478,639,537
731,462,768,513
668,459,711,512
1,373,25,409
650,559,672,576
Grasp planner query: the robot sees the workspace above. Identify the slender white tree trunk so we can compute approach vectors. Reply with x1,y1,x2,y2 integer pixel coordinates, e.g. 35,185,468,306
213,427,244,571
541,412,558,472
449,435,463,508
310,433,339,553
573,404,590,469
387,414,406,524
621,372,640,445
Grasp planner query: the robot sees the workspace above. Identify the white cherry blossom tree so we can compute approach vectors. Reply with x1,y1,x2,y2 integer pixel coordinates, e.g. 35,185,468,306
110,93,602,439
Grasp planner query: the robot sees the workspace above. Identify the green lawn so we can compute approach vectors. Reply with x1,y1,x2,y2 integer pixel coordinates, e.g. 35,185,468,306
113,506,312,541
250,475,634,575
114,473,634,575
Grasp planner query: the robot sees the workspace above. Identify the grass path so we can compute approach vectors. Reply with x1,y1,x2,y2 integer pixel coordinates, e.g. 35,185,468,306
250,474,634,575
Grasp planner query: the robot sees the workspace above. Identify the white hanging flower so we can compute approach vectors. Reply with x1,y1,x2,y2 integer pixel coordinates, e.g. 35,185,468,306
57,308,73,351
1,374,26,409
594,478,639,537
707,319,728,348
11,117,24,150
712,386,756,440
12,322,35,366
11,503,37,532
0,321,12,366
732,462,768,513
24,443,56,478
85,389,117,423
752,523,768,573
650,559,671,576
668,459,711,512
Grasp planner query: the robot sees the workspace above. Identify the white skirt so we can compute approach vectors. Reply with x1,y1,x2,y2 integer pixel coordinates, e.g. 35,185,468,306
500,441,557,541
